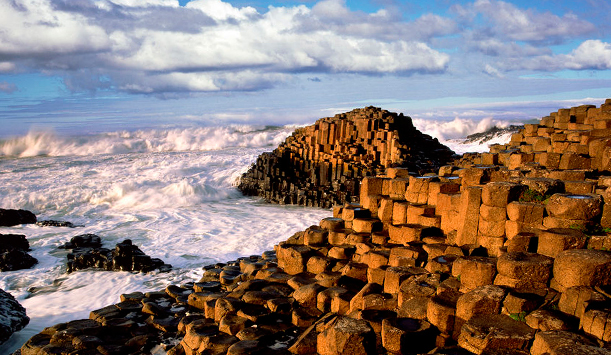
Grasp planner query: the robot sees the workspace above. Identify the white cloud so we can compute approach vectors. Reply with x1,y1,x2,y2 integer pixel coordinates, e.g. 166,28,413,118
186,0,258,21
0,0,451,94
483,64,504,78
1,0,605,97
106,0,179,7
469,37,551,57
447,0,602,76
0,0,110,56
493,40,611,72
311,0,350,19
0,62,15,72
566,39,611,70
471,0,595,43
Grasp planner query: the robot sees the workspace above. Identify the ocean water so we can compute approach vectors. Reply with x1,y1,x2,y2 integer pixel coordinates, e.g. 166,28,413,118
0,120,508,353
0,125,334,353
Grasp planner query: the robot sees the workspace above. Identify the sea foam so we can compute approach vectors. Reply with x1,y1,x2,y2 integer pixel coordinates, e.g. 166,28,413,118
412,116,519,154
0,125,295,158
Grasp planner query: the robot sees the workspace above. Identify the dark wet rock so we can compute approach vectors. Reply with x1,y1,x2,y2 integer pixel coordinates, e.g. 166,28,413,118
0,233,37,272
0,249,38,272
36,220,77,228
0,234,30,252
59,234,102,249
0,209,36,227
0,288,29,345
65,239,171,273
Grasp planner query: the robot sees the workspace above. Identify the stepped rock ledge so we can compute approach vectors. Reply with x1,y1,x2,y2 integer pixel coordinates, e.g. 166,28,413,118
9,101,611,355
238,107,456,208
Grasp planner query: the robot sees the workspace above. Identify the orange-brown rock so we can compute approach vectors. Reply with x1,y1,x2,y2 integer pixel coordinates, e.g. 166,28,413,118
552,249,611,291
538,228,587,258
545,193,603,221
317,315,377,355
494,252,553,289
457,314,536,355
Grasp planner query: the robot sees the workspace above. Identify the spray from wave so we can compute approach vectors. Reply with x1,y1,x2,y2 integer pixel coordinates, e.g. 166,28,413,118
412,116,521,154
0,125,296,158
412,116,514,141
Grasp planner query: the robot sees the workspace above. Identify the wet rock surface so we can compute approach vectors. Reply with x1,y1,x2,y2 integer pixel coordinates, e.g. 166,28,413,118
36,220,78,228
64,238,172,273
0,288,29,345
0,233,37,272
0,209,36,227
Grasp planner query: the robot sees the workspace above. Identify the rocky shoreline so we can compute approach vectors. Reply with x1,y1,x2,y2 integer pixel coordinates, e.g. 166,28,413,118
4,101,611,354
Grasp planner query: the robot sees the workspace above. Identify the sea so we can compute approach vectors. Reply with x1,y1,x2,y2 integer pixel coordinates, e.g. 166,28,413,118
0,120,513,353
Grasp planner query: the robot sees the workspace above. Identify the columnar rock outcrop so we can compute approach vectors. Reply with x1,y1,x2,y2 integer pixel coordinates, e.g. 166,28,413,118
16,101,611,355
238,107,456,208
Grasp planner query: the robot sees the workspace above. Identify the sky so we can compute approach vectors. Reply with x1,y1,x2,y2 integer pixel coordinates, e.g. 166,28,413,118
1,0,611,138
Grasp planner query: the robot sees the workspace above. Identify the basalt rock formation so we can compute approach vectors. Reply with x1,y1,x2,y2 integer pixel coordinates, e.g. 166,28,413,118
63,237,172,273
0,288,29,345
36,220,77,228
16,101,611,355
0,209,36,227
0,233,37,272
238,107,456,208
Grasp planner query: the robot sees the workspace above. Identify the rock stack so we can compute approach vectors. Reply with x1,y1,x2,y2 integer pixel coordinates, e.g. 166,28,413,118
16,101,611,355
238,107,456,208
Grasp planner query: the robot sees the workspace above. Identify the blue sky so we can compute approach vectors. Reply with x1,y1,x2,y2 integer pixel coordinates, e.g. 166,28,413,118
1,0,610,138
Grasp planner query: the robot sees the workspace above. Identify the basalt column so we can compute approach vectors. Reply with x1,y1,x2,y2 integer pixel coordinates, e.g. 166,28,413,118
238,107,456,208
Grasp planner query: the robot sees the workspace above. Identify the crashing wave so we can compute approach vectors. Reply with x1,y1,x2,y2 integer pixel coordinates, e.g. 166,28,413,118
0,125,294,158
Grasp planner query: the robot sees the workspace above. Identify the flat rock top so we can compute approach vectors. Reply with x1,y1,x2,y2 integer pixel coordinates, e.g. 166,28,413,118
332,316,373,334
467,314,536,336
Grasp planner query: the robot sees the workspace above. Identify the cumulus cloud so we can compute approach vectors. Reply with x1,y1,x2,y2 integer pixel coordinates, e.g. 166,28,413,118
493,40,611,72
456,0,595,44
304,1,457,42
565,40,611,70
468,37,551,58
1,0,605,96
450,0,600,76
0,0,451,95
0,0,111,57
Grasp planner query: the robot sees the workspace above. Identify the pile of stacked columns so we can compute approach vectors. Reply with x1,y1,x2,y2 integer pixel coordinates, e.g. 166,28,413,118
238,107,455,208
17,101,611,355
458,99,611,173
